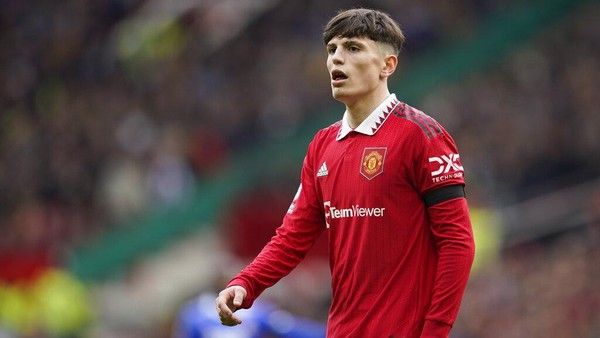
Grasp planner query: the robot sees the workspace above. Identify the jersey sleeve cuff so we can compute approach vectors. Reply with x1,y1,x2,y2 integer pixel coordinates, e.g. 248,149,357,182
420,319,452,337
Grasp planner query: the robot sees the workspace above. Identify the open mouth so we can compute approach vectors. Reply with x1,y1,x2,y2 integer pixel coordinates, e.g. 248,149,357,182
331,70,348,81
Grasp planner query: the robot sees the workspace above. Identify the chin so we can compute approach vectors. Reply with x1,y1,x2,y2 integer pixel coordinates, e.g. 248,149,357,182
331,88,350,101
332,88,361,106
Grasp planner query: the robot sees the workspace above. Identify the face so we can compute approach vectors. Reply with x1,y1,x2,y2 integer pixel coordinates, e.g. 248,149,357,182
326,36,389,106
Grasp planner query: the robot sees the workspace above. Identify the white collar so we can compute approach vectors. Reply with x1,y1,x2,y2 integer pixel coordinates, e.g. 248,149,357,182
336,94,399,141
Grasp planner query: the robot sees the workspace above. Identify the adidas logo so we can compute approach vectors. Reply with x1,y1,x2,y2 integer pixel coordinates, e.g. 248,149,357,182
317,162,329,177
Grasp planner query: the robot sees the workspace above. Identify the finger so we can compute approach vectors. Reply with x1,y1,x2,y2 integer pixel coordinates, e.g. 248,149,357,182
220,313,242,326
233,289,245,307
215,297,233,317
217,306,237,325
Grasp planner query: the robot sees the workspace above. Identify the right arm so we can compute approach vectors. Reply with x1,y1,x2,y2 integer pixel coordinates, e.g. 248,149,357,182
216,143,325,324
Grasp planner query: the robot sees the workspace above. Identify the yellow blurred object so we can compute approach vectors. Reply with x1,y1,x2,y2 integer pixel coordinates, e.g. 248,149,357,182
117,17,185,62
33,269,94,336
469,207,502,273
0,284,38,335
0,269,94,337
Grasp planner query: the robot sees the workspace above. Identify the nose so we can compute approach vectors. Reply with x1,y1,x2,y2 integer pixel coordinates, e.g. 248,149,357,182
331,49,344,65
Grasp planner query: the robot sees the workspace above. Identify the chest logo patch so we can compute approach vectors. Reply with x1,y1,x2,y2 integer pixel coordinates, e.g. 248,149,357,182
360,147,387,180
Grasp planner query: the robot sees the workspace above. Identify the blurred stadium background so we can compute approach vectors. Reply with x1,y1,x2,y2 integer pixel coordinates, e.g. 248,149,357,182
1,0,599,337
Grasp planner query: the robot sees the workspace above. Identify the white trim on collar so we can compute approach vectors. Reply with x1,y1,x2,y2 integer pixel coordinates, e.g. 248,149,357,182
336,94,399,141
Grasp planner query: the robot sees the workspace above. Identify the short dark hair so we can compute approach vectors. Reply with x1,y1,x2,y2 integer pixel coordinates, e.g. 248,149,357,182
323,8,405,55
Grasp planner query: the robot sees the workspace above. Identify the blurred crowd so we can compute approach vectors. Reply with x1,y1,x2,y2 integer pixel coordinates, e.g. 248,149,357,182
455,225,600,338
1,0,599,337
421,1,600,202
0,0,522,252
428,4,600,336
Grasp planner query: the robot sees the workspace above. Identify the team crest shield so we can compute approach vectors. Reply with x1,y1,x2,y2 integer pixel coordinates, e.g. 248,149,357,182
360,147,387,180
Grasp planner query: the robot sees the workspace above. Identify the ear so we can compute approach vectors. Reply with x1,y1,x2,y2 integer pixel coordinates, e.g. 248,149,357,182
381,54,398,79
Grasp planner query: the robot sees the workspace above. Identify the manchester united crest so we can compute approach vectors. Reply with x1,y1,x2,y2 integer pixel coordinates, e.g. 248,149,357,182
360,147,387,180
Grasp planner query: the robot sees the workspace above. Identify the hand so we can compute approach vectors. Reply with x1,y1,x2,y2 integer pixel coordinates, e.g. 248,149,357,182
215,285,247,326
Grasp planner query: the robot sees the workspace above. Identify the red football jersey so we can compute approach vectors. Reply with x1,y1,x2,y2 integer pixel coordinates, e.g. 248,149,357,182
229,94,474,337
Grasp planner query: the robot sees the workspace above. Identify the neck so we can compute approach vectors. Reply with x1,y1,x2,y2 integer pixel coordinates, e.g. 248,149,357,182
345,90,391,129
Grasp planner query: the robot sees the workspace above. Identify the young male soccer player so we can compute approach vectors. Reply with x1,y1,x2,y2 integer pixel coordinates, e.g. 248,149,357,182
216,8,475,337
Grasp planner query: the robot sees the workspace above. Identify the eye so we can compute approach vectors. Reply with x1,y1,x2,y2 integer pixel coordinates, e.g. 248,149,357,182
348,45,360,52
327,46,337,54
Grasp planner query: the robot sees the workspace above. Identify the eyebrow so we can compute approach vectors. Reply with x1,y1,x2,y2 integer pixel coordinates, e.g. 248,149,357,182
326,38,367,49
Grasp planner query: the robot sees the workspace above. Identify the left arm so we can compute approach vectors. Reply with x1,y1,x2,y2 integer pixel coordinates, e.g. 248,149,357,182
404,110,475,337
422,190,475,337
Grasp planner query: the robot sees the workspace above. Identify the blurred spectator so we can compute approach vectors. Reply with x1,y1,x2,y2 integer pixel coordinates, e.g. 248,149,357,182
98,111,155,223
187,124,230,178
145,124,196,208
173,292,326,338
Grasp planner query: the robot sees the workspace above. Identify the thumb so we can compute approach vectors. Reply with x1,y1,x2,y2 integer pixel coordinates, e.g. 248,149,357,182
233,288,246,307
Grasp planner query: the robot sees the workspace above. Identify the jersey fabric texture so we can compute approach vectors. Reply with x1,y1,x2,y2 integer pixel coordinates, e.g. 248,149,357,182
229,94,475,338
